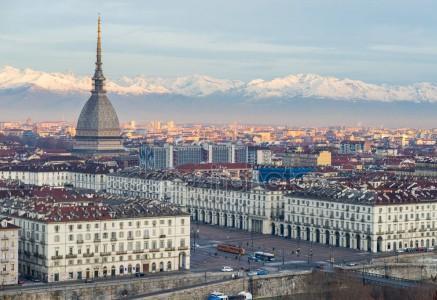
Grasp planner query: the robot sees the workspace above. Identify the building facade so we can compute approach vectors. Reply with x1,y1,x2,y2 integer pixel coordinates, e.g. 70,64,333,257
0,192,190,283
0,218,19,285
271,187,437,253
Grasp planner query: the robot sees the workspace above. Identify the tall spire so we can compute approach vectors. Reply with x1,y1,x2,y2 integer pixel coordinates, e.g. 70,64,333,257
92,15,105,93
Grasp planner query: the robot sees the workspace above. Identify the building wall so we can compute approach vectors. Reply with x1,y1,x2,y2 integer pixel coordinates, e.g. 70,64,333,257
0,226,18,285
7,215,190,283
0,170,106,192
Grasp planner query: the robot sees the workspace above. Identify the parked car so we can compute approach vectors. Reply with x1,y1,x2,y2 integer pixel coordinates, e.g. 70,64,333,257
17,279,24,285
84,278,94,283
346,262,358,267
221,266,234,272
135,272,145,277
427,247,435,252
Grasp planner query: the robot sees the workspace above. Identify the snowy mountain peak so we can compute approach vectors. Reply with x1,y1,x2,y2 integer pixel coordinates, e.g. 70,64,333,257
0,65,437,102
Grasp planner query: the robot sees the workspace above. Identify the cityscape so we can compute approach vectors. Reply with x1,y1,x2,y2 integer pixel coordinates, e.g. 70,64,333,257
0,1,437,300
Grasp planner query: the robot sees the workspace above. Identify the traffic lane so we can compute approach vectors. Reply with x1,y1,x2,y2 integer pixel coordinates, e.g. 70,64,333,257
190,246,264,271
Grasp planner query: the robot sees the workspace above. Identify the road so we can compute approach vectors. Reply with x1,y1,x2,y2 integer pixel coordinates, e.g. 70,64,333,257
190,224,391,272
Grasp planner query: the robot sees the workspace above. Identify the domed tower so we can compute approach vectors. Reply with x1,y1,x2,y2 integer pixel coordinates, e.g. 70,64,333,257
73,16,124,156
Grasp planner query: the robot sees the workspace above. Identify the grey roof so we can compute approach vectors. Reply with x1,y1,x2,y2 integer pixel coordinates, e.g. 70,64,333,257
76,93,120,137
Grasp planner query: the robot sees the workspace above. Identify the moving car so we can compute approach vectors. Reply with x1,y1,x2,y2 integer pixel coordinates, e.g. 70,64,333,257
207,292,229,300
255,269,268,276
247,270,258,276
221,266,234,272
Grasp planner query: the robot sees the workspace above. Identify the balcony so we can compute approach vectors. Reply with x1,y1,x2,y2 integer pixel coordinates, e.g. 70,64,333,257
165,247,175,252
76,240,84,244
133,249,144,254
159,234,166,238
1,247,8,251
149,249,159,253
66,254,77,259
1,236,9,241
110,237,117,242
0,258,9,263
127,236,134,240
143,236,150,239
94,238,101,242
0,271,8,275
178,246,189,251
51,255,63,260
83,253,94,258
100,252,111,257
116,251,127,255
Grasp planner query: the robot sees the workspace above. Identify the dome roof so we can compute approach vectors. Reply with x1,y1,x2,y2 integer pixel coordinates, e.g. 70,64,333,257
76,92,120,137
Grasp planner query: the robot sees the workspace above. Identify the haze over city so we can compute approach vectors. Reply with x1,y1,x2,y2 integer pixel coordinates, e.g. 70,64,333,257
0,1,436,300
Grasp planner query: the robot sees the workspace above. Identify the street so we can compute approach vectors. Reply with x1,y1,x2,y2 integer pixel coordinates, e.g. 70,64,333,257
190,224,389,272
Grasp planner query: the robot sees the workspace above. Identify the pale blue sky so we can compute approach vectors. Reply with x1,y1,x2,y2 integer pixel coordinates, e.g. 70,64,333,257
1,0,437,83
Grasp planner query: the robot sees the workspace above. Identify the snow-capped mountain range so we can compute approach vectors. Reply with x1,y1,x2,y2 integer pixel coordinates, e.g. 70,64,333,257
1,65,437,102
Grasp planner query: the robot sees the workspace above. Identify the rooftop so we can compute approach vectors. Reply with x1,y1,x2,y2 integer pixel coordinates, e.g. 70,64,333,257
0,183,186,223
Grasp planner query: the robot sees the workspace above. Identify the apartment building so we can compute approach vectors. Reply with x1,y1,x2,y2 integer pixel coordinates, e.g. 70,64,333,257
275,183,437,253
106,168,282,234
0,187,190,283
0,218,19,285
0,163,110,191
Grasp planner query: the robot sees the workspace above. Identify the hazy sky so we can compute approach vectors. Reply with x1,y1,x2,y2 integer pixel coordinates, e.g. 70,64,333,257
1,0,437,83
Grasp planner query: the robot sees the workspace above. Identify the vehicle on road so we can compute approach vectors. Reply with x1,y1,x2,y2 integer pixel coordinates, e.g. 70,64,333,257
346,262,358,267
207,292,229,300
247,254,258,262
255,269,268,276
135,272,145,277
247,270,258,276
84,278,94,283
254,251,275,262
217,244,245,255
207,291,252,300
221,266,234,272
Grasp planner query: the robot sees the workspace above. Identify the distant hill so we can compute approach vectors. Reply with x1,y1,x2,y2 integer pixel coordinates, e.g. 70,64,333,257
0,66,436,127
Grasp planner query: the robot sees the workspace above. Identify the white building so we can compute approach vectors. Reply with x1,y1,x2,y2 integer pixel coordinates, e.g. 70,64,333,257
0,217,19,285
0,163,110,192
256,149,272,165
106,169,283,234
273,186,437,253
0,188,190,283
